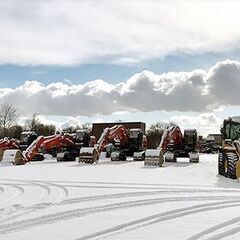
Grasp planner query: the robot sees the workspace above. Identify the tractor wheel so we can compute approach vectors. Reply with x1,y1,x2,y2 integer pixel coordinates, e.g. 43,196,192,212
226,152,238,179
218,152,225,176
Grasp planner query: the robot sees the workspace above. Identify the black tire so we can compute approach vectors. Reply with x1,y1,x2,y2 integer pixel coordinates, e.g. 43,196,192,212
218,152,225,176
226,152,238,179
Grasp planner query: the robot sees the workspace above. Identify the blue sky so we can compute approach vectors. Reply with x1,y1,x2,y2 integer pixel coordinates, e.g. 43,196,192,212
1,50,240,88
1,0,240,136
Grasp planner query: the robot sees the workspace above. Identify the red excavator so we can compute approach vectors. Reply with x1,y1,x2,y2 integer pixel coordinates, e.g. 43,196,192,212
144,124,199,166
1,133,75,165
79,125,147,164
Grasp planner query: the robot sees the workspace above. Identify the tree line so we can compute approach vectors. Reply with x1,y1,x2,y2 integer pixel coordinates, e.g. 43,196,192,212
0,101,171,148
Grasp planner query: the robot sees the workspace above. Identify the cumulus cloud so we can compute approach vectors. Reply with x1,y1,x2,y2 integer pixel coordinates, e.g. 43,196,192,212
1,0,240,65
170,113,222,136
0,59,239,116
60,117,82,129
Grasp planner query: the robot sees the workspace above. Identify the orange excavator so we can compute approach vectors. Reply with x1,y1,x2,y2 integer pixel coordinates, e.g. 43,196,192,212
79,125,147,164
144,124,199,166
1,134,75,165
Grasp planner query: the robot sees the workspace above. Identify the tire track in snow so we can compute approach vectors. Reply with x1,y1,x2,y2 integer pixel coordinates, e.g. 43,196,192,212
76,201,240,240
187,216,240,240
0,190,230,224
59,188,240,206
44,180,240,191
0,196,240,234
0,184,24,205
209,226,240,240
37,181,69,199
0,179,51,203
0,180,69,223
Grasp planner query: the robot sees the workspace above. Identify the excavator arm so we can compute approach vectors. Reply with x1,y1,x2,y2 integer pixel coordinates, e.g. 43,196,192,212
25,136,45,162
144,124,183,166
79,125,129,164
97,125,128,153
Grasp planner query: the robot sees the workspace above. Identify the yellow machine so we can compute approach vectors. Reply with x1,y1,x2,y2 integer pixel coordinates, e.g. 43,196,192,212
218,117,240,179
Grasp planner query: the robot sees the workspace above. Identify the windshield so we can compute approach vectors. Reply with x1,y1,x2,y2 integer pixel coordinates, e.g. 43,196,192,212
20,134,28,143
224,122,240,140
129,130,139,139
76,131,84,140
184,131,195,143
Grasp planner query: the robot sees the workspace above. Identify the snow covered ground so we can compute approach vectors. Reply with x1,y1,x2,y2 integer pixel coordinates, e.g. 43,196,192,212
0,154,240,240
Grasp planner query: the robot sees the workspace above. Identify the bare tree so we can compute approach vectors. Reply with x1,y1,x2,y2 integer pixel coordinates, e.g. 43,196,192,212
25,113,55,136
25,113,40,132
0,101,19,136
81,122,92,131
146,122,170,148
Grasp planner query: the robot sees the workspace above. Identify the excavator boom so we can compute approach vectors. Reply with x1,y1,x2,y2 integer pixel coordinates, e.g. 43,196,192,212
144,124,198,166
79,125,129,164
144,125,182,166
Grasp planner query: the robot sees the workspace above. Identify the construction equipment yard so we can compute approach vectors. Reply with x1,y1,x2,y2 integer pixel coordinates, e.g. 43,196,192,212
0,154,240,240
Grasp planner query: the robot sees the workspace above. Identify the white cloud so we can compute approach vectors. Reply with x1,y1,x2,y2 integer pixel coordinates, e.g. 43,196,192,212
170,113,222,136
60,117,82,129
0,59,240,117
1,0,240,65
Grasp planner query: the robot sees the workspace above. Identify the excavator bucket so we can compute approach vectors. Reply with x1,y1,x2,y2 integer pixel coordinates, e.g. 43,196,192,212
1,149,26,165
144,149,164,167
79,147,99,164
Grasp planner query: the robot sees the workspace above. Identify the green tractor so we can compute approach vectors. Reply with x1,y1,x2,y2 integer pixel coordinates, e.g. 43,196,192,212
218,117,240,179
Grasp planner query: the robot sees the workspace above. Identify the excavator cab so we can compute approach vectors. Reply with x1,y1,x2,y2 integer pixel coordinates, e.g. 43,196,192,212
128,129,146,161
128,129,143,153
183,129,198,153
20,131,37,151
75,130,91,148
218,117,240,179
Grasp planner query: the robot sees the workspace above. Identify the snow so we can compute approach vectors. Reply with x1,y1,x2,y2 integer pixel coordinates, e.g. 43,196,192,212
0,154,240,240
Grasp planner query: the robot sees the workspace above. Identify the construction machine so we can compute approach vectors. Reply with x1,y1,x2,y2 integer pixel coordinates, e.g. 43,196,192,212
56,130,96,162
79,125,147,164
218,117,240,179
2,133,75,165
144,124,199,167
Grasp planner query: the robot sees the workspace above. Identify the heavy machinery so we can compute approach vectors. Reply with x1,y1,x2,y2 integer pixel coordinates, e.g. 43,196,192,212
79,125,147,164
2,136,45,165
201,135,220,154
56,130,96,162
218,117,240,179
2,133,75,165
144,124,199,166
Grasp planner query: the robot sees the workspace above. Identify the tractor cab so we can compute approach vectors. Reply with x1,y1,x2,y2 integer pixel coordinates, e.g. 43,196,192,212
222,117,240,141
